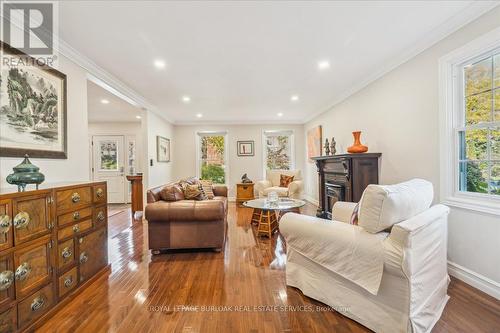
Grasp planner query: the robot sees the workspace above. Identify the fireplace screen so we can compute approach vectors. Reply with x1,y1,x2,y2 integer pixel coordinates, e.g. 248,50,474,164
326,183,345,218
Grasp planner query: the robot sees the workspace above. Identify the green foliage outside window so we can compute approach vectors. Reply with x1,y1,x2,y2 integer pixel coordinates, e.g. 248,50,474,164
200,135,226,184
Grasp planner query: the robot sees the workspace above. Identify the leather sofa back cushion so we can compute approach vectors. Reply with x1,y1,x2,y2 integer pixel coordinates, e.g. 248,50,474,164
159,184,185,201
358,179,434,233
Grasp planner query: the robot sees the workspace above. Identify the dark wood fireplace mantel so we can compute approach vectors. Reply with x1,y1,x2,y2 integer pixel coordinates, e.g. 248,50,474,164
312,153,381,219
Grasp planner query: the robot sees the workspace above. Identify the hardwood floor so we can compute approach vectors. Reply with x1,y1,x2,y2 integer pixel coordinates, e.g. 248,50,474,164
38,203,500,333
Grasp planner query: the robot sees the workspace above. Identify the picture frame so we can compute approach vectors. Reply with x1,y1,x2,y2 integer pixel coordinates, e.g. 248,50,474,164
0,41,68,158
237,140,254,156
156,136,170,162
307,125,322,162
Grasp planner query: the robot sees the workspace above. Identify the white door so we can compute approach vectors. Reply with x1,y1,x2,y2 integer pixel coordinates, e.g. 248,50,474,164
92,135,125,203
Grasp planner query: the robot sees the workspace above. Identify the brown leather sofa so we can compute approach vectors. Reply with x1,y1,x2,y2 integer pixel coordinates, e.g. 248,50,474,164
145,181,228,253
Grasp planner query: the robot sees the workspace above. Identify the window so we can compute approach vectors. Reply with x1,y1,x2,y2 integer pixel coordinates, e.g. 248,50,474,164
263,130,294,171
458,52,500,196
197,132,227,184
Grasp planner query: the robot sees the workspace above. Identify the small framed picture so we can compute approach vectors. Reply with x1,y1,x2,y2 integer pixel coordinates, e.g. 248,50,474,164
237,141,254,156
157,136,170,162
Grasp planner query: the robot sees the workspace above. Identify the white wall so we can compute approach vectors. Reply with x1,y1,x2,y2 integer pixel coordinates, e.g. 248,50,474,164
304,7,500,294
173,124,305,198
0,55,89,189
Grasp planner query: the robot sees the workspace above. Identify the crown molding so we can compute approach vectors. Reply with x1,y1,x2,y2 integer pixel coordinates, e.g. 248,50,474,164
174,119,304,126
303,1,500,124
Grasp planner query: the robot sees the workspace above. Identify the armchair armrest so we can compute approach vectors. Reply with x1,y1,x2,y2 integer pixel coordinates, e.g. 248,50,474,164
212,185,228,197
331,201,357,223
287,180,303,199
255,180,272,196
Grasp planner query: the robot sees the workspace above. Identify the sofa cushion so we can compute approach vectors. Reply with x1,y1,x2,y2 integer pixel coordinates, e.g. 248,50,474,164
159,183,185,201
266,170,301,186
280,174,294,188
145,200,226,222
200,180,215,199
263,186,289,197
183,183,207,200
358,179,434,233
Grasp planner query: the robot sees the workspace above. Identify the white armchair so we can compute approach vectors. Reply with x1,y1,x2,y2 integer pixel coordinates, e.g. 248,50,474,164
280,179,450,333
255,169,303,199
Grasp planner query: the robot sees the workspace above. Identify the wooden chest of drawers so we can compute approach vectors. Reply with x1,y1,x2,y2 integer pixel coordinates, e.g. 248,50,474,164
0,182,109,332
236,183,255,205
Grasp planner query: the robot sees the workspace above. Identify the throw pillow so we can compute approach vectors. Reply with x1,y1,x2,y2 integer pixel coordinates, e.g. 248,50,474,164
183,183,207,200
350,203,359,225
159,184,185,201
279,174,294,188
200,179,215,199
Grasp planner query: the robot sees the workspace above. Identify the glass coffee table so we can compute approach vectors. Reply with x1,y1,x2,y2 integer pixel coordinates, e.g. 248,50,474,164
243,198,306,238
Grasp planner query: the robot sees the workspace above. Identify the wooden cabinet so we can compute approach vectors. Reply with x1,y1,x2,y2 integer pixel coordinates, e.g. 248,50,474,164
236,183,255,205
0,181,109,332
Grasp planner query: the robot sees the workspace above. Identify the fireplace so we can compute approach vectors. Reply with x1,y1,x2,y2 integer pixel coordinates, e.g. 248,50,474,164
325,182,345,219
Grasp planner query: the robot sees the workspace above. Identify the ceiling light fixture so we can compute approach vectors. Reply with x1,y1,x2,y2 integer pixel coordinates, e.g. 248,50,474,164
135,115,142,119
317,60,331,70
182,95,191,103
101,99,109,104
277,112,284,117
196,113,203,118
290,95,299,102
153,59,166,69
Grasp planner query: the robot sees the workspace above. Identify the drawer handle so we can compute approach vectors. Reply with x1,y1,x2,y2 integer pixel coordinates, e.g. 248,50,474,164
13,212,30,229
64,275,73,288
71,192,81,203
97,211,105,222
80,252,88,264
15,262,31,281
31,296,45,312
73,211,80,220
73,224,80,233
0,215,11,233
0,270,14,290
61,247,72,259
96,188,104,198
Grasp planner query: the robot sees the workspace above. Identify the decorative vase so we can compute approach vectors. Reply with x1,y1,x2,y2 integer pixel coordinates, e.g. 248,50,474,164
347,131,368,153
6,154,45,192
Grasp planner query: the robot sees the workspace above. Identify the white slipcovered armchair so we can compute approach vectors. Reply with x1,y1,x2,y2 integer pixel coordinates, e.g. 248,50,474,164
255,169,303,199
280,179,450,333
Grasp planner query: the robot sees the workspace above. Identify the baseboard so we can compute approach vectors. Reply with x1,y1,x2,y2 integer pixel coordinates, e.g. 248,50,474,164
448,261,500,300
228,196,236,202
303,194,319,207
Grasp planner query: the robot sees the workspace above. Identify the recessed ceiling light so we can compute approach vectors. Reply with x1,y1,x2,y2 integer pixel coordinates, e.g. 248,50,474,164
101,99,109,104
196,113,203,118
153,59,166,69
290,95,299,102
135,115,141,119
317,60,331,70
277,112,284,117
182,95,191,103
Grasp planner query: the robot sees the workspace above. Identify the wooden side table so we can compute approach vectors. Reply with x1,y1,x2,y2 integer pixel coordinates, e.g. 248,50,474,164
236,183,255,206
126,174,143,219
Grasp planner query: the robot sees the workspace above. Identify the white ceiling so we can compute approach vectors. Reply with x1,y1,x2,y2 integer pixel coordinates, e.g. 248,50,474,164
87,81,142,123
59,1,492,124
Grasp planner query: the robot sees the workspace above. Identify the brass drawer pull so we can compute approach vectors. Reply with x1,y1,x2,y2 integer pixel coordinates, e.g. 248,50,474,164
13,212,30,229
31,296,45,312
71,192,81,203
0,270,14,290
61,247,72,259
15,262,31,281
96,188,104,198
73,224,80,233
73,211,80,220
80,252,88,264
64,275,73,288
0,215,11,233
97,211,105,222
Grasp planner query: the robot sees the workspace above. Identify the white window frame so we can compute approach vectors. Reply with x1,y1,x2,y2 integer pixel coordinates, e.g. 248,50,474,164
195,131,229,185
262,129,295,176
439,27,500,216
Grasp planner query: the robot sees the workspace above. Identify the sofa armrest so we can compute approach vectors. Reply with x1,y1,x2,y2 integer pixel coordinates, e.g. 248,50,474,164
145,200,226,222
212,185,228,197
255,180,272,196
331,201,357,223
288,180,303,199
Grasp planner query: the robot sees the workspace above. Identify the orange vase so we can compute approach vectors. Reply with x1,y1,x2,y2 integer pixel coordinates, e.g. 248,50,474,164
347,131,368,153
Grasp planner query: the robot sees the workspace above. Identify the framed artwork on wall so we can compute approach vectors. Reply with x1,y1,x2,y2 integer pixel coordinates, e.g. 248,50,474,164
0,42,68,158
157,136,170,162
237,140,254,156
307,125,322,162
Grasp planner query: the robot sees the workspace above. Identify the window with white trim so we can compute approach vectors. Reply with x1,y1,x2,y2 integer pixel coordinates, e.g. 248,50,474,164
263,130,294,171
457,51,500,196
196,132,227,184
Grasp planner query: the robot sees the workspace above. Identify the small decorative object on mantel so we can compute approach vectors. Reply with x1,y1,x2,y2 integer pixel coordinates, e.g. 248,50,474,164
347,131,368,153
324,138,330,155
6,154,45,192
241,173,253,184
330,137,337,155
